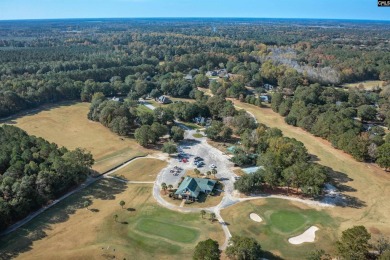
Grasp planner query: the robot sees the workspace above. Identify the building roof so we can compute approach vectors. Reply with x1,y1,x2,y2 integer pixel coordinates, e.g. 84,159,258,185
175,177,216,198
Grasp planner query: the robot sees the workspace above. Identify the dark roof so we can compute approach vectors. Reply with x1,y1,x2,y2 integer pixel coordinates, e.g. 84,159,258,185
175,177,216,198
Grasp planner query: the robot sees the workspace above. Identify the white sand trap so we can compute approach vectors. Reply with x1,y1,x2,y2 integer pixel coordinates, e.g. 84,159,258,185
249,213,263,222
288,226,319,245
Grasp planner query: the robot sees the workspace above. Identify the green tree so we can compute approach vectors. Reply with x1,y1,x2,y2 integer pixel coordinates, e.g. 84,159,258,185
211,169,217,178
193,239,221,260
162,141,178,155
336,226,371,260
171,126,185,142
83,201,90,210
209,212,216,222
161,183,168,194
194,168,201,177
134,125,154,147
113,214,118,223
119,200,125,209
168,184,173,191
226,235,262,260
206,171,212,178
357,105,377,122
377,143,390,171
194,74,210,88
200,210,206,219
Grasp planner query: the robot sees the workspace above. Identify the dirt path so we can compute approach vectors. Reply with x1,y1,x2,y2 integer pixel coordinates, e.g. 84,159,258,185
233,101,390,234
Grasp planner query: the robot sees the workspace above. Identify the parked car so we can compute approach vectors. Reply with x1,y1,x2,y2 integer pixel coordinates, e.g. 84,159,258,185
210,164,217,169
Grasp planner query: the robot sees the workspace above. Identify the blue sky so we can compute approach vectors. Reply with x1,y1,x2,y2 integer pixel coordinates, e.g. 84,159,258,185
0,0,389,20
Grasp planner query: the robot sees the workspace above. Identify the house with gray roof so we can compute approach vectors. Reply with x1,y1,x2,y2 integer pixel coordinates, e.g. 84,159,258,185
175,177,216,201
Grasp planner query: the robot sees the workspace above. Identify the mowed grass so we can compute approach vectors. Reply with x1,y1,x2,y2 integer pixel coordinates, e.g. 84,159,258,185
221,199,338,259
112,158,167,181
1,102,150,173
233,101,390,236
269,210,306,233
342,80,385,90
0,159,224,260
135,219,199,243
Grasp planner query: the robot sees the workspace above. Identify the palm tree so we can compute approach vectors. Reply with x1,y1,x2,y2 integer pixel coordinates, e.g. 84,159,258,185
210,212,216,222
83,201,90,210
211,169,217,179
200,210,206,219
168,184,173,191
119,200,125,209
161,183,168,194
206,171,211,178
194,168,200,177
113,214,118,223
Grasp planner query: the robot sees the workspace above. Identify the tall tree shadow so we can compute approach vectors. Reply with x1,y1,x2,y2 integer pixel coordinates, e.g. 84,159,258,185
0,178,127,259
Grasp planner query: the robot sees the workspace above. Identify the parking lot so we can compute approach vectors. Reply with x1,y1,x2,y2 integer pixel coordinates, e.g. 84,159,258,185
159,130,238,197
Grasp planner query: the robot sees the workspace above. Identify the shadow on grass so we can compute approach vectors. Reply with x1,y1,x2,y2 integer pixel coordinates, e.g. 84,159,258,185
262,251,284,260
0,178,127,260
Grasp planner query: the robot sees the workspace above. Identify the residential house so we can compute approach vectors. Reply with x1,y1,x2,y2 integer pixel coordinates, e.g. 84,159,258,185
156,95,172,104
175,177,217,201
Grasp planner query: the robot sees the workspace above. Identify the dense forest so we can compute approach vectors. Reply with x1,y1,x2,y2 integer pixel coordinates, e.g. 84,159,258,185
0,125,94,232
0,18,389,118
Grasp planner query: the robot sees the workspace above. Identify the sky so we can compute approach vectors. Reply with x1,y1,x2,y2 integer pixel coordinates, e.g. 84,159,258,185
0,0,389,21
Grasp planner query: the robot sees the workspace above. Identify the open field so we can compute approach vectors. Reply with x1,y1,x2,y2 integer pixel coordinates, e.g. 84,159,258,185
1,102,150,173
342,80,386,90
0,160,224,260
233,101,390,237
112,158,167,181
221,199,338,259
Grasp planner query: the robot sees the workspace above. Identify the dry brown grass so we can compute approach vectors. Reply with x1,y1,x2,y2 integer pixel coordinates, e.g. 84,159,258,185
233,101,390,236
342,80,386,90
112,158,167,181
1,102,151,173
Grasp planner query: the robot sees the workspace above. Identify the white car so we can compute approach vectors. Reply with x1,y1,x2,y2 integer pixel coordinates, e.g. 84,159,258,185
210,164,217,169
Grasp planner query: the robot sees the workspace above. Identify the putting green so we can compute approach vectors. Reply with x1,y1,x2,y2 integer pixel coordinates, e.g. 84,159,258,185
270,210,306,233
135,219,200,243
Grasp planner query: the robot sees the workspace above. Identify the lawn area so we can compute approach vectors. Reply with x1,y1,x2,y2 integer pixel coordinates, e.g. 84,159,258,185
342,80,386,90
0,160,224,259
1,102,150,173
221,198,339,259
192,133,204,138
135,219,199,243
233,101,390,237
112,158,167,181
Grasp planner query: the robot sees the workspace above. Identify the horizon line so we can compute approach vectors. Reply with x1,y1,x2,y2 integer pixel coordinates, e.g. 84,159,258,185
1,17,390,22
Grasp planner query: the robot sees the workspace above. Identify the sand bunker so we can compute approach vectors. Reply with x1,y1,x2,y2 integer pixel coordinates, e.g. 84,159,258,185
288,226,319,245
249,213,263,222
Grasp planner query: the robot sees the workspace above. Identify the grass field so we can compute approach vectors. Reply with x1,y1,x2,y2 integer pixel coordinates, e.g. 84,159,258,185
112,158,167,181
0,159,224,260
233,101,390,237
221,199,338,259
342,80,385,90
1,102,150,173
135,219,199,243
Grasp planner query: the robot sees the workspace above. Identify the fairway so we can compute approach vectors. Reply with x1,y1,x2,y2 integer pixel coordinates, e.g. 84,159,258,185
221,198,338,259
136,219,199,243
269,210,306,233
234,101,390,236
0,159,223,260
342,80,385,90
112,158,167,181
1,102,150,173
